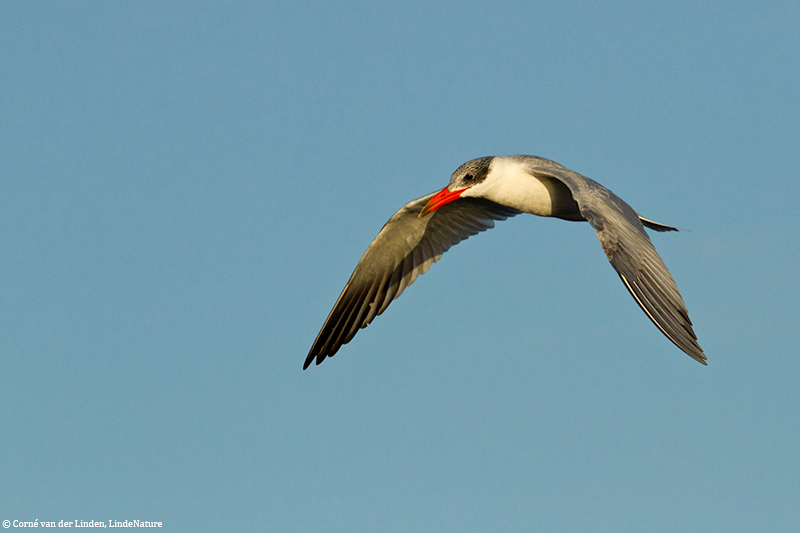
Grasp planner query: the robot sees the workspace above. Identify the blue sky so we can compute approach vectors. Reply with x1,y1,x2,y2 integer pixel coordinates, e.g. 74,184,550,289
2,1,798,531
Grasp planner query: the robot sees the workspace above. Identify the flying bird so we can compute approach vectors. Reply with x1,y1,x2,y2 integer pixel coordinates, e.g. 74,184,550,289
305,155,705,369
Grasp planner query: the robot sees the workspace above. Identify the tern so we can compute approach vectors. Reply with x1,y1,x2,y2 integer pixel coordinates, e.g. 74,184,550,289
305,155,705,369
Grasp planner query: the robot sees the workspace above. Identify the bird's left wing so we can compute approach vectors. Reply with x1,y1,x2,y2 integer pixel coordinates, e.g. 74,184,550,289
514,156,706,364
305,193,520,368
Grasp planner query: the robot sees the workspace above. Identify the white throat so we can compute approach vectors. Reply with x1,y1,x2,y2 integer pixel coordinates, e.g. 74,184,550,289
461,157,557,217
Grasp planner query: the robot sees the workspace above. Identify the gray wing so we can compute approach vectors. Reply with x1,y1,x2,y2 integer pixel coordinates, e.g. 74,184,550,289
305,193,520,369
514,156,706,364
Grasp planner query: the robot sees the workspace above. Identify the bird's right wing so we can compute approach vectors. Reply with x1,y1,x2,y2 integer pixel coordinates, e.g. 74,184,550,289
305,193,520,368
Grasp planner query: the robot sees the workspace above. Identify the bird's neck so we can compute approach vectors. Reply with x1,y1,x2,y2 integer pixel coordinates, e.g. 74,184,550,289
464,157,581,219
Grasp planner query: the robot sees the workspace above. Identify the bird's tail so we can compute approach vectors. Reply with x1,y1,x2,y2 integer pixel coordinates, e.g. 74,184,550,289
638,215,679,232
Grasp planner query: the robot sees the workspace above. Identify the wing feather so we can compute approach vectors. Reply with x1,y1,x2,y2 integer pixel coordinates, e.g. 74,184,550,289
514,155,706,364
305,193,520,368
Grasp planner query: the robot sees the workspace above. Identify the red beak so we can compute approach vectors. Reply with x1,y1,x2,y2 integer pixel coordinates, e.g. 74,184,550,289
418,187,468,218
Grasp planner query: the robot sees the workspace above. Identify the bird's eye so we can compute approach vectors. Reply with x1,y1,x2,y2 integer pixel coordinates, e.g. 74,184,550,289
464,174,473,181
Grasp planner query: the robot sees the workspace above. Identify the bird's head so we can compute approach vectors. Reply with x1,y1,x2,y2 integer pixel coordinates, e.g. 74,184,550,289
418,156,494,218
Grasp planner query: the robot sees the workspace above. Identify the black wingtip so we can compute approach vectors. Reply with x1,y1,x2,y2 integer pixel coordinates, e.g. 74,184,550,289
303,352,330,370
691,348,708,366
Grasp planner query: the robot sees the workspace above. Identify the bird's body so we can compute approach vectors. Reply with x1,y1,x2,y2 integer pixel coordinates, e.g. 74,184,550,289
305,155,705,369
